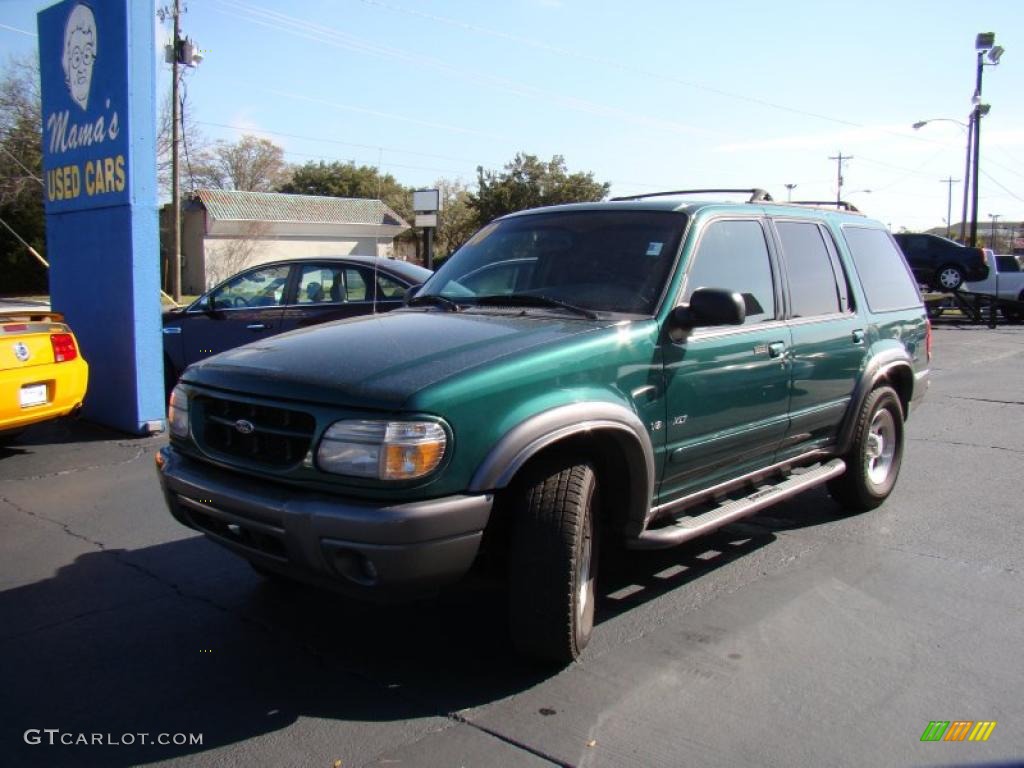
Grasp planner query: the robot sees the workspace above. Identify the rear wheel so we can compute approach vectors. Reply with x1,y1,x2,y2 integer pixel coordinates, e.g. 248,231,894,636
1004,291,1024,323
508,458,598,665
934,265,965,291
828,386,904,511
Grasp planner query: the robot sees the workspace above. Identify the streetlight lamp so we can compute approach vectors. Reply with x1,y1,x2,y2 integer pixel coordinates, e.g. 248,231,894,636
913,117,970,242
784,183,797,202
969,32,1004,248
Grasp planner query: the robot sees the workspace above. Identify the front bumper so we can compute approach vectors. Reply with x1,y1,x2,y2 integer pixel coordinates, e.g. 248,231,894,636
156,446,492,597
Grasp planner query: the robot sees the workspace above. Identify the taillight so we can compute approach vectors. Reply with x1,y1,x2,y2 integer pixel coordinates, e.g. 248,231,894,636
925,319,933,362
50,333,78,362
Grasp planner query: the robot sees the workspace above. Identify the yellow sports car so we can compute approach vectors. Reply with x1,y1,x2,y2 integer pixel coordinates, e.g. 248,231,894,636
1,311,89,440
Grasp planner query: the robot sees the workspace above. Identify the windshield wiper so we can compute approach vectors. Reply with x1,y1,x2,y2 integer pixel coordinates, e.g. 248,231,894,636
407,294,462,312
471,294,599,320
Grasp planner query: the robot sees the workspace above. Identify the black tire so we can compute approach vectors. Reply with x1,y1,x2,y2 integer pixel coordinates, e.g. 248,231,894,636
925,302,944,320
1005,292,1024,324
0,428,25,445
828,386,904,512
934,265,964,291
508,458,599,664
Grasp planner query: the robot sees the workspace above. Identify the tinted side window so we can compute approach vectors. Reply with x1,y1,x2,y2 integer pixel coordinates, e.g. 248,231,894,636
684,220,776,324
996,255,1020,273
210,265,290,310
843,228,921,312
776,222,841,317
296,265,340,304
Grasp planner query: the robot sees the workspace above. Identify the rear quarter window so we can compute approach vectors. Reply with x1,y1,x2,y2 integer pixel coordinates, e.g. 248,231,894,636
842,227,921,312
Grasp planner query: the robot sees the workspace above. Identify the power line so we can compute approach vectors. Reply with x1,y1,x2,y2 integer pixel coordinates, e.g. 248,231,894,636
353,0,939,143
0,23,37,38
213,0,716,139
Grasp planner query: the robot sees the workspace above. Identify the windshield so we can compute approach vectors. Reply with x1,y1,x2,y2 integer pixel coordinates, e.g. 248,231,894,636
419,210,687,316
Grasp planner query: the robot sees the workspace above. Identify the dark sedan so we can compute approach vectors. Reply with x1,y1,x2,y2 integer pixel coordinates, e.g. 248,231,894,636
162,256,432,390
892,232,989,291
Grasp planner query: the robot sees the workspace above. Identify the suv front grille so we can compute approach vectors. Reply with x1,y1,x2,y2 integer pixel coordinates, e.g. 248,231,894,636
195,395,316,468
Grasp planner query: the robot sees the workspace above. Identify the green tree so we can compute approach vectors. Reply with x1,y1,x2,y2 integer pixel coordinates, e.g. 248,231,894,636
279,160,418,259
0,56,46,293
156,91,208,198
192,135,287,193
470,153,609,225
279,160,412,221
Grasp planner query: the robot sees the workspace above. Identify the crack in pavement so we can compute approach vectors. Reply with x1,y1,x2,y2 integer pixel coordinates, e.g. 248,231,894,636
948,396,1024,406
1,493,532,765
0,444,154,483
907,437,1024,454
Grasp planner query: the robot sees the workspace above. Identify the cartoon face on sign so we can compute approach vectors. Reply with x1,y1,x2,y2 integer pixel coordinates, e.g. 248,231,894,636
61,3,97,111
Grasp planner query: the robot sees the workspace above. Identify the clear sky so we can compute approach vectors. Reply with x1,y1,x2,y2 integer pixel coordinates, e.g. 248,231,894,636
3,0,1022,233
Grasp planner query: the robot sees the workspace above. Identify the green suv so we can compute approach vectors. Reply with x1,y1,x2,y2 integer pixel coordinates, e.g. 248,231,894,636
157,189,930,664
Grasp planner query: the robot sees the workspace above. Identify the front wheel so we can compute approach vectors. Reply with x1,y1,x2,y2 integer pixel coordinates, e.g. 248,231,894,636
508,458,598,664
828,386,905,511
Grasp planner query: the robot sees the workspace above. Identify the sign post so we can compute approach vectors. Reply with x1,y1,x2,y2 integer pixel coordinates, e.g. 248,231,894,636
413,189,441,270
37,0,164,434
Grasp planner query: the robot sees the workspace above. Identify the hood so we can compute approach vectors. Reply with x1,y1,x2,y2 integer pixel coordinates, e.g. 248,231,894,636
182,309,615,409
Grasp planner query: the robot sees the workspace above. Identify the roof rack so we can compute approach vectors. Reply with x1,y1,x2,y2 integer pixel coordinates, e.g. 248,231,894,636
610,188,774,203
788,200,861,213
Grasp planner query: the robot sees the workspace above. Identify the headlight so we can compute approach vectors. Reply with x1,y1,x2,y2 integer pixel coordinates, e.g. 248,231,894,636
317,420,447,480
168,385,189,438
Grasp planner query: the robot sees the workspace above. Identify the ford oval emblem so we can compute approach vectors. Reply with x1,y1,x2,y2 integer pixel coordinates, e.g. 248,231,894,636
234,419,255,435
13,342,31,362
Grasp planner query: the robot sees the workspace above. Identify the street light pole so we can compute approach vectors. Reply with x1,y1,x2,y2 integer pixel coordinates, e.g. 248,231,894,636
784,183,797,202
912,119,971,242
969,33,1004,248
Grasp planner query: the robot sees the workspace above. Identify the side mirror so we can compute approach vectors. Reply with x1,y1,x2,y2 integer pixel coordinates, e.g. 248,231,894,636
667,288,746,342
404,284,423,304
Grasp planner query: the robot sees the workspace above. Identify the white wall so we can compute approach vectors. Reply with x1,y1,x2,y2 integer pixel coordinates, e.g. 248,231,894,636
197,237,394,291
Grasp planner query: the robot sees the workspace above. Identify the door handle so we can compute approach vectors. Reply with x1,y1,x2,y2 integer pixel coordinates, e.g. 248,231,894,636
768,341,786,358
246,323,268,331
852,329,865,344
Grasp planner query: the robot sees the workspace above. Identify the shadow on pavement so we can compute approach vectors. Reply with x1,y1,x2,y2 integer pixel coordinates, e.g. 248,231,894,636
0,484,858,766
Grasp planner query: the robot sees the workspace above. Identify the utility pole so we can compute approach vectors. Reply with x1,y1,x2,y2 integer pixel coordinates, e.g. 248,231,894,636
829,152,852,206
988,214,1000,250
171,0,181,301
158,1,202,301
941,177,959,238
960,116,973,243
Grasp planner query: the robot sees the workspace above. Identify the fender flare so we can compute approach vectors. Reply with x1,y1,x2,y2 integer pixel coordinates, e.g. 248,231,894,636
468,402,655,532
837,350,915,455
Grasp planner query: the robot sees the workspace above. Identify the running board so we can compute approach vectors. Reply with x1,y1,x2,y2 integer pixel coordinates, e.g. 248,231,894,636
628,459,846,550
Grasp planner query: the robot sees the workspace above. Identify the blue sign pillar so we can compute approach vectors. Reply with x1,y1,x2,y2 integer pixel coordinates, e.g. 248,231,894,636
37,0,164,434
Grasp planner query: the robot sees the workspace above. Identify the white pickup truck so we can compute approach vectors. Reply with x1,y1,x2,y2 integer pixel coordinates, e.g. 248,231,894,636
964,253,1024,301
963,253,1024,323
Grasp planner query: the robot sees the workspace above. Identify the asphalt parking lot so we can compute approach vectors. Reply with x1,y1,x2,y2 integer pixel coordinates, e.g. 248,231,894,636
1,322,1022,768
